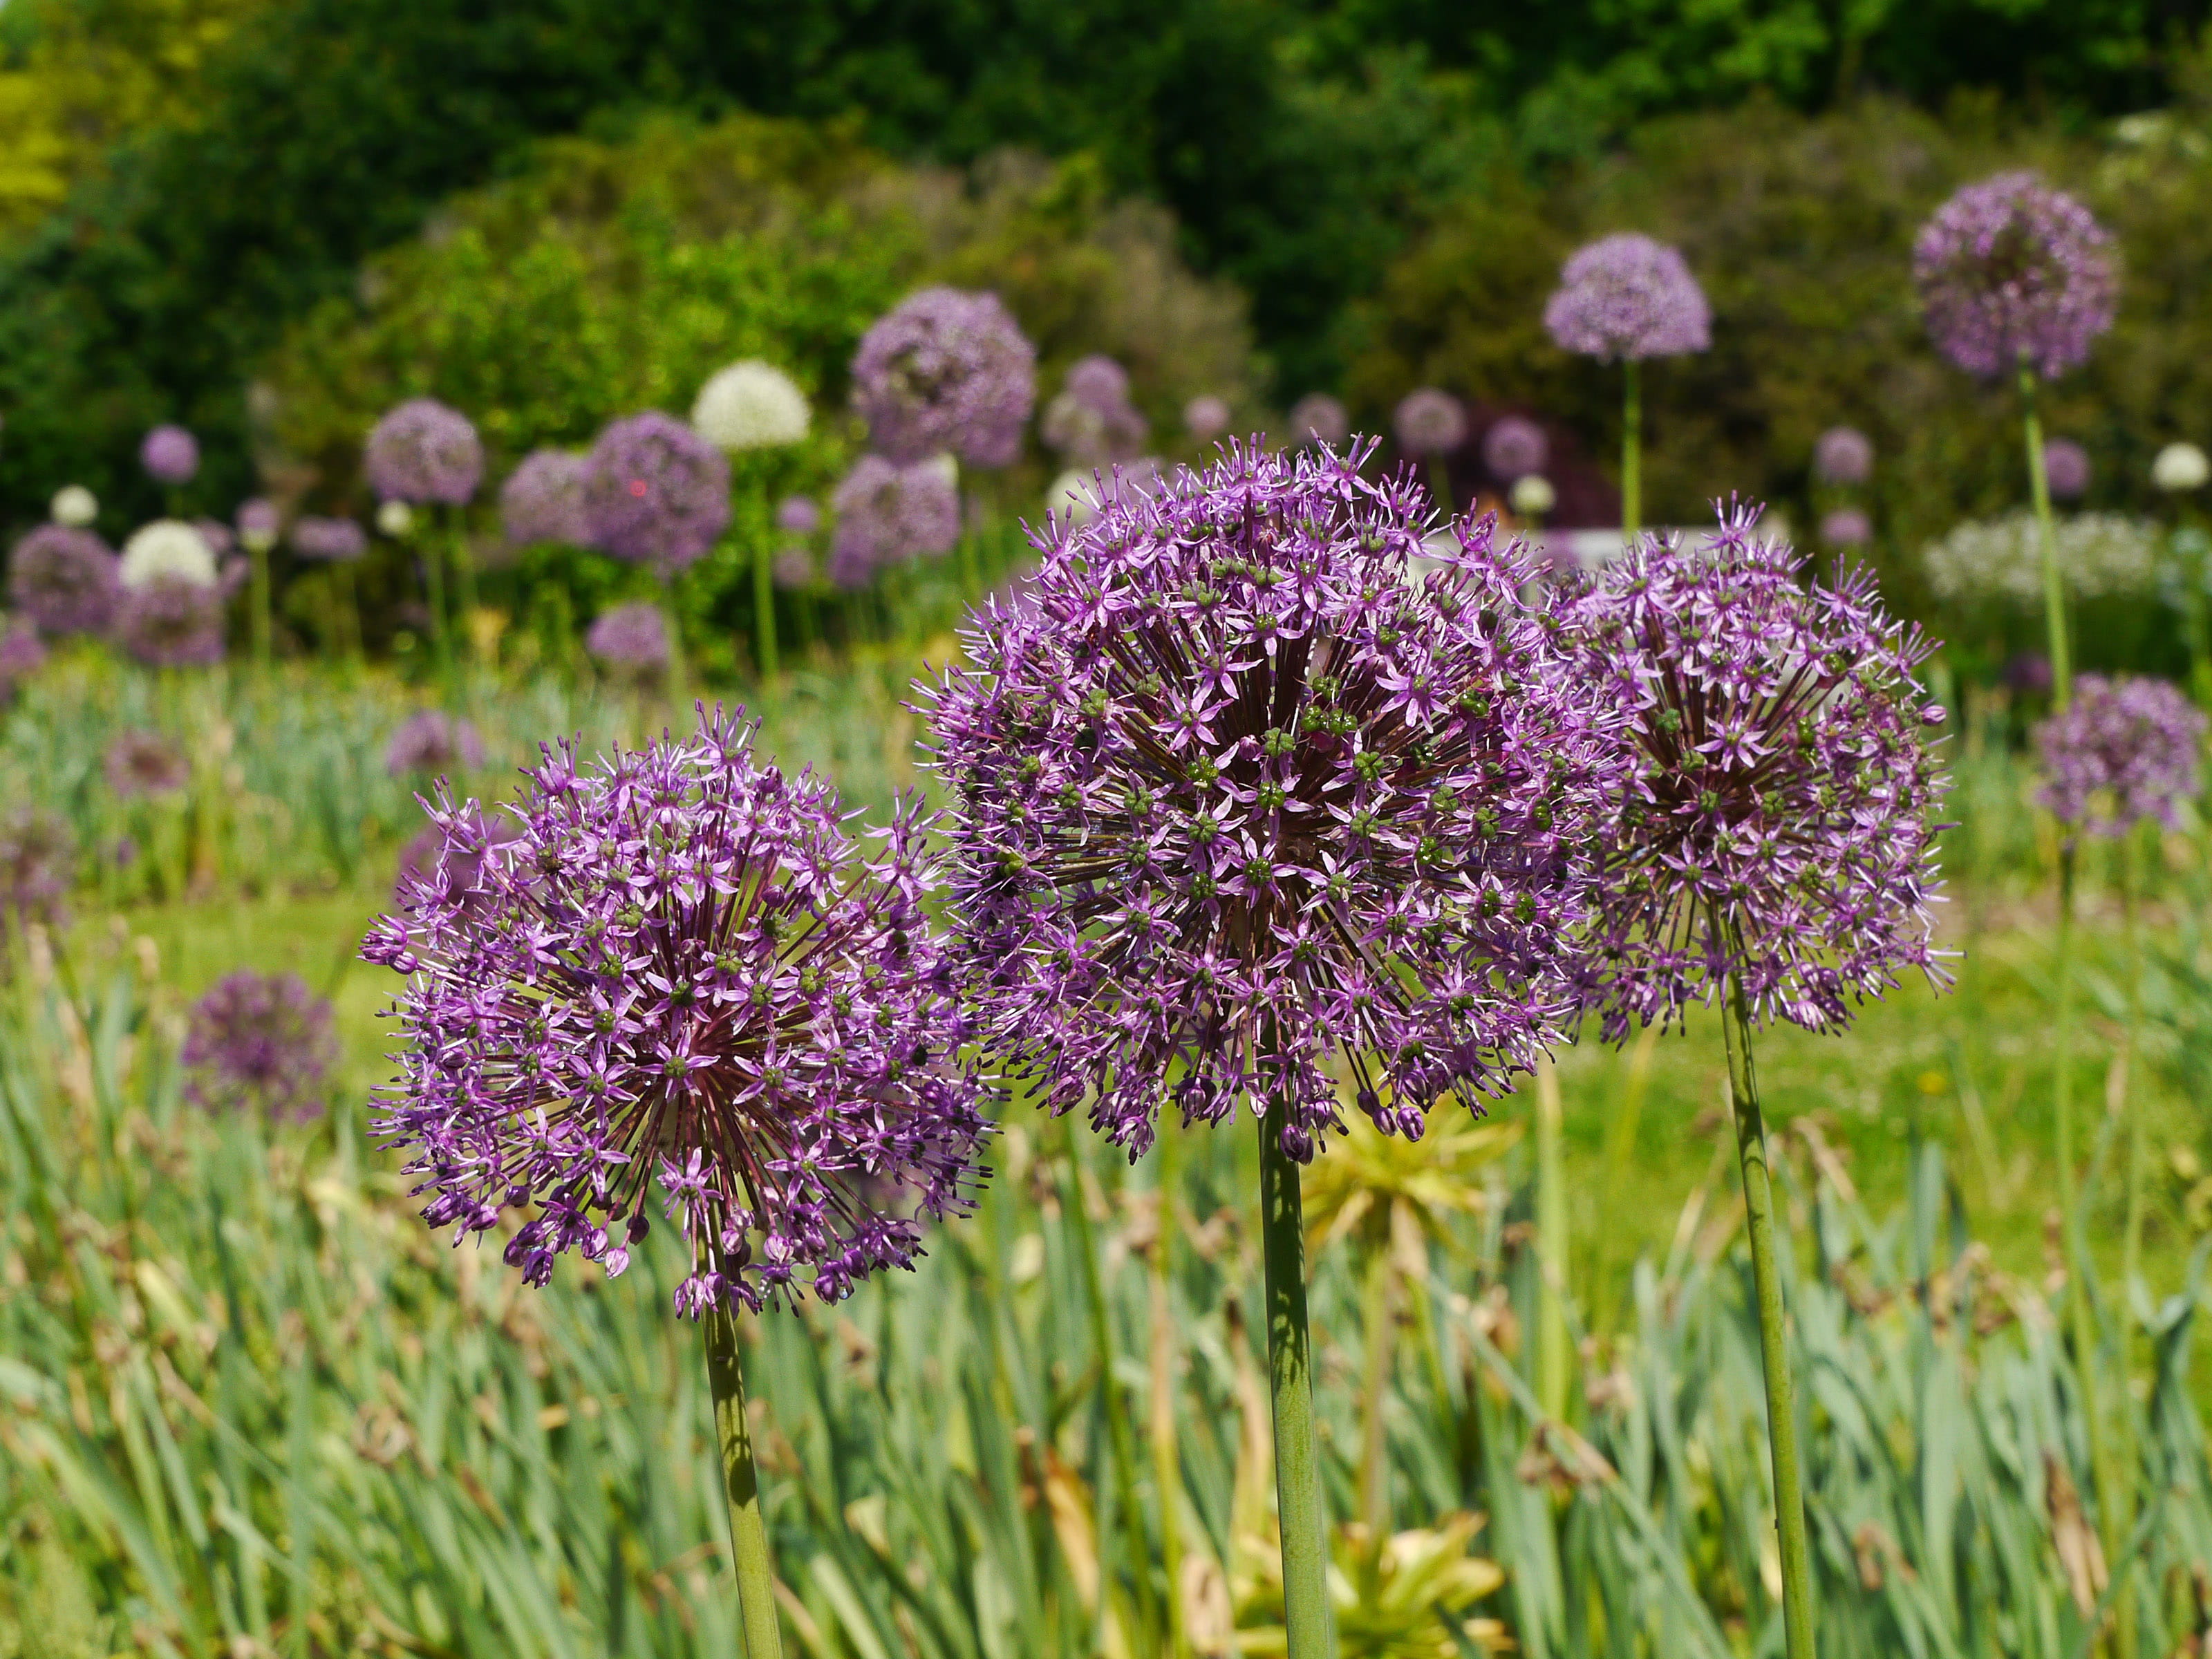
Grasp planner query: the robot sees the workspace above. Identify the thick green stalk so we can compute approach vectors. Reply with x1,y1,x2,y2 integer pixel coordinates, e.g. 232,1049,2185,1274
1257,1114,1329,1659
1621,357,1643,544
1534,1056,1572,1422
2019,359,2071,705
1151,1113,1190,1659
2117,831,2144,1659
1718,967,1815,1659
704,1304,785,1659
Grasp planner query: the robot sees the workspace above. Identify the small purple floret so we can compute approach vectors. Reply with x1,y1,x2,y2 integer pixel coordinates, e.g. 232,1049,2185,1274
1481,417,1548,481
502,449,593,547
1815,427,1874,487
2043,438,2090,500
1394,388,1466,455
585,602,670,674
290,517,368,562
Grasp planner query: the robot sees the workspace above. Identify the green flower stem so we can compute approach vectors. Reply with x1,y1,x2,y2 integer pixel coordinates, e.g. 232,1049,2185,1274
2117,829,2145,1659
662,574,691,720
1621,357,1643,545
1718,964,1815,1659
247,540,272,670
418,530,456,709
704,1302,785,1659
447,509,480,662
1151,1112,1190,1659
2019,359,2071,705
1257,1114,1329,1659
1534,1055,1572,1423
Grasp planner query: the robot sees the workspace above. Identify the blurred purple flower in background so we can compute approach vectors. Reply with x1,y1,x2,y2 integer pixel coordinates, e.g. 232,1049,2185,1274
1286,393,1347,446
852,287,1036,467
1814,426,1874,486
140,425,200,486
0,807,73,939
236,499,281,550
1184,395,1230,442
773,547,815,590
105,729,189,798
830,455,959,588
290,516,368,562
1914,172,2117,380
385,710,485,777
1481,415,1548,481
1544,234,1712,360
8,525,119,635
501,449,593,547
585,601,671,675
184,971,337,1121
2043,438,2091,500
581,413,731,574
2003,652,2055,695
1042,354,1149,465
2036,674,2205,834
1394,388,1467,454
116,577,225,667
1821,508,1872,547
366,399,485,505
0,620,45,692
393,807,524,908
775,495,822,536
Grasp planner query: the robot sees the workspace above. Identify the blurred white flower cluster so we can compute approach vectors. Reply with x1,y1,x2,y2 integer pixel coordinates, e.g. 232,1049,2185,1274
1922,511,2159,606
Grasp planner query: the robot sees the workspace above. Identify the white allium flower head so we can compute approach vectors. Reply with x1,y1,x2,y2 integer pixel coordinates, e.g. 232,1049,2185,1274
120,519,218,590
377,500,415,538
2153,442,2209,494
691,360,811,452
1923,512,2157,606
50,485,98,527
1510,474,1557,516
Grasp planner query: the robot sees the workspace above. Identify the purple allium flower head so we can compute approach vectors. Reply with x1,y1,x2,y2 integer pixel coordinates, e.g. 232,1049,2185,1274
1185,395,1231,442
773,546,815,590
0,619,44,688
365,398,485,505
140,425,200,486
1544,234,1712,362
2043,438,2091,500
1564,507,1949,1037
585,601,670,675
105,729,189,798
831,455,960,583
581,413,732,575
923,440,1625,1160
393,806,523,909
9,525,120,635
236,499,281,547
1913,173,2116,381
2035,674,2206,835
775,494,822,536
1394,388,1467,455
0,807,73,939
361,706,995,1312
290,516,368,562
2003,652,2054,695
851,287,1037,467
1814,427,1874,487
386,711,485,778
115,576,225,667
1043,355,1149,465
501,449,592,547
1287,394,1348,447
183,971,337,1121
1821,508,1873,547
1481,416,1548,481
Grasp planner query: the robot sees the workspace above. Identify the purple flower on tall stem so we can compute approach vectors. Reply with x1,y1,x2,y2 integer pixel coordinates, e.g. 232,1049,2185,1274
116,577,225,667
1821,508,1872,547
1185,395,1231,443
0,807,73,941
1544,234,1711,362
9,525,120,635
290,517,368,561
831,455,959,583
105,730,190,798
581,413,732,575
2043,438,2090,501
1915,173,2116,381
585,601,671,677
236,500,281,550
1394,388,1466,456
141,425,200,487
184,971,337,1121
1481,417,1548,482
366,399,485,505
385,711,485,778
501,449,593,547
1814,427,1874,487
851,288,1037,467
1043,355,1150,465
2036,674,2204,835
1286,394,1347,447
775,495,822,536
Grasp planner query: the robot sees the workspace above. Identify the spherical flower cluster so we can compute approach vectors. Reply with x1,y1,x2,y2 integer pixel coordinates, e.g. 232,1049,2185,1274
9,526,119,635
386,711,485,778
183,971,337,1121
1814,427,1874,487
1287,394,1348,446
582,413,732,574
851,288,1036,468
691,360,811,451
776,495,822,536
924,440,1626,1158
829,455,960,590
2036,674,2205,835
120,521,218,590
1564,509,1948,1036
141,425,200,486
290,516,368,561
1394,388,1466,455
1185,395,1231,442
1821,508,1872,547
585,601,670,675
1043,355,1150,465
236,499,281,552
2043,438,2090,500
0,807,73,939
116,578,225,667
377,500,415,538
1913,172,2117,380
1544,234,1712,362
105,729,190,798
1481,417,1548,481
50,485,98,528
362,708,995,1313
1923,512,2157,606
500,449,592,547
2154,442,2209,494
365,399,485,505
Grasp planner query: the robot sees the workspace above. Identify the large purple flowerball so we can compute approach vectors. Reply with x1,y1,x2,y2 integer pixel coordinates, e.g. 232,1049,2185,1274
1286,393,1349,446
585,601,670,676
8,525,120,635
830,455,960,583
115,576,226,668
183,971,337,1121
1394,388,1467,455
2036,674,2205,836
386,711,485,778
1566,508,1949,1038
500,449,592,547
581,413,732,574
851,287,1038,468
1481,416,1548,481
1544,234,1712,362
925,439,1625,1159
1814,427,1875,487
365,399,485,505
360,707,995,1314
141,425,200,487
290,517,368,562
2043,438,2091,501
1914,172,2117,381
